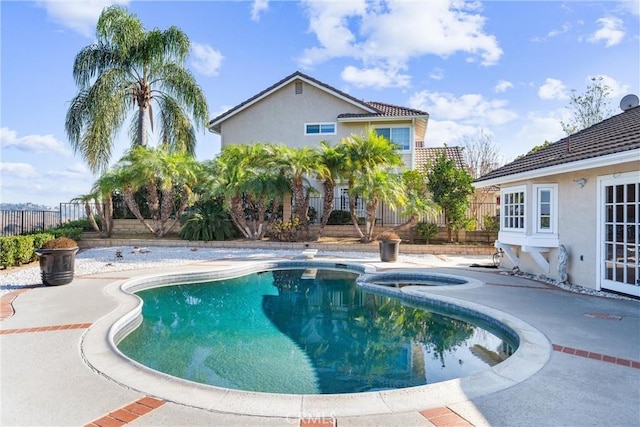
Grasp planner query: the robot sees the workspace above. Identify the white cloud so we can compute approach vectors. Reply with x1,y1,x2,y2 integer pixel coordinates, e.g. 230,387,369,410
591,74,631,98
429,68,445,81
495,80,513,93
0,163,37,179
511,111,567,159
423,120,478,146
0,127,70,155
190,42,224,77
588,17,625,47
341,65,410,89
299,0,502,89
38,0,129,37
409,91,517,126
618,0,639,16
538,78,569,100
250,0,269,21
46,163,91,179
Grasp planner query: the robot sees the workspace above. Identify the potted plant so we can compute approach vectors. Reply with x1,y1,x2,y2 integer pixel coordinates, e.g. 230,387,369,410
377,231,401,262
35,237,79,286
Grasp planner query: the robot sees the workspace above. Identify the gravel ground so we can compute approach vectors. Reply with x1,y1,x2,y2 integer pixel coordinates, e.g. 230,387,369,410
1,246,633,300
0,246,426,296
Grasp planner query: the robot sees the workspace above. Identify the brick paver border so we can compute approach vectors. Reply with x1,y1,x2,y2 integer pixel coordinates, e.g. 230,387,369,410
85,396,166,427
421,406,474,426
553,344,640,369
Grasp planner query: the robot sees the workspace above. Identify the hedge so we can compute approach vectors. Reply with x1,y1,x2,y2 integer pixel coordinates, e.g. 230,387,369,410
0,233,55,269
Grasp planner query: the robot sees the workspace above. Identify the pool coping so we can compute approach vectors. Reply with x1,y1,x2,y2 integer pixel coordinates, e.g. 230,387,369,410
80,258,552,418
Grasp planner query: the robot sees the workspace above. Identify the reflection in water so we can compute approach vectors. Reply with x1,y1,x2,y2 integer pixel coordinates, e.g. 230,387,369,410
118,269,515,394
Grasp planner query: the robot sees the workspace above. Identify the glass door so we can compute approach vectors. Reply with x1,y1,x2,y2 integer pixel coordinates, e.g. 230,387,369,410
601,175,639,297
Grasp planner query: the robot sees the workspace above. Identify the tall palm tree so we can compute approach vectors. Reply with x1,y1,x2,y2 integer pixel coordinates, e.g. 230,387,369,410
65,5,209,173
337,128,404,241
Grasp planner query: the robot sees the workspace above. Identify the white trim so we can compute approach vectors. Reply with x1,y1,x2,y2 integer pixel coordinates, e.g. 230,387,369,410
304,122,337,136
500,185,527,233
597,171,640,296
533,184,558,234
473,149,640,188
209,74,378,131
338,115,427,123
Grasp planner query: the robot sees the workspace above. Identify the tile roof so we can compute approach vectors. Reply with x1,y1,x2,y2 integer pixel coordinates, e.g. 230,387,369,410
415,146,466,171
475,105,640,183
338,101,429,118
208,71,427,128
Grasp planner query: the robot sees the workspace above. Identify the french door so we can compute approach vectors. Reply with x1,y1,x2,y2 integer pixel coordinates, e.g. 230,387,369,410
600,174,639,297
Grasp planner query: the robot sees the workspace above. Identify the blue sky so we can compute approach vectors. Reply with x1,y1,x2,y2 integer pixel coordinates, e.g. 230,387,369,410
1,0,639,207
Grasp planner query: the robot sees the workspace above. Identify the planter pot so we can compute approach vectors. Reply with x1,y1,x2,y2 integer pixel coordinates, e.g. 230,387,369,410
35,247,79,286
378,239,401,262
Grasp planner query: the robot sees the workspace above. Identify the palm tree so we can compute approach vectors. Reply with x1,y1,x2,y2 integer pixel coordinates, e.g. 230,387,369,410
316,141,345,237
272,145,320,234
208,144,288,240
65,5,209,173
109,146,202,237
337,128,404,241
352,170,406,242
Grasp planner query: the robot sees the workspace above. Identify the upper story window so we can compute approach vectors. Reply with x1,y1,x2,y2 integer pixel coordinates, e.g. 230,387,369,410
501,186,526,232
305,123,336,135
533,184,558,234
376,127,411,150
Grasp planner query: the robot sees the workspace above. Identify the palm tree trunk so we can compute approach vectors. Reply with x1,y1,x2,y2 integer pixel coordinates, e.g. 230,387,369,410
363,199,378,242
137,106,147,147
85,201,100,232
123,189,156,235
317,180,335,238
349,196,364,239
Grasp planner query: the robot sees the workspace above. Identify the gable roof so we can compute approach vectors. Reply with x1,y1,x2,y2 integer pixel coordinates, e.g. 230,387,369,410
475,105,640,186
415,146,465,171
208,71,428,133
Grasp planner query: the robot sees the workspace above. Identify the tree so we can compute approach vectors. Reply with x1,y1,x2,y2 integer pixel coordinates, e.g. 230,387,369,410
315,141,345,237
560,76,614,136
106,146,202,237
390,169,440,240
337,128,404,242
65,5,209,173
426,151,474,242
207,144,288,240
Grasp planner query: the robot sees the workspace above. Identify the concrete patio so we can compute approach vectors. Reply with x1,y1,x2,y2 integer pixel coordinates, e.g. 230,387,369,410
1,248,638,426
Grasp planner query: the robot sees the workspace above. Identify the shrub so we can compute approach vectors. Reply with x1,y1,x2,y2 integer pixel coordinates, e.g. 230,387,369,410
14,235,35,264
416,222,439,244
52,227,83,241
59,218,94,231
41,236,78,249
327,210,352,225
376,231,400,241
270,217,302,242
0,233,54,268
0,238,15,268
179,199,236,241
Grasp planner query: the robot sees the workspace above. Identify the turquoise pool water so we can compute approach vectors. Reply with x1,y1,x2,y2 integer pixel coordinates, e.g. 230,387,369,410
117,269,515,394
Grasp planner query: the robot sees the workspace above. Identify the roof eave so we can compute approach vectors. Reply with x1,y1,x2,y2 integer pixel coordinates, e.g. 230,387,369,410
337,115,429,123
472,149,640,188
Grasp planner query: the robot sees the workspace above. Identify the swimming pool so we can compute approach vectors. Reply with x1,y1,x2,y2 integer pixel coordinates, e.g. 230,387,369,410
116,268,515,394
81,259,551,417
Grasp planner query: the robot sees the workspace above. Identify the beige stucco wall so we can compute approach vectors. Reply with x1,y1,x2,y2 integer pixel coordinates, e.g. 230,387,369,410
498,161,639,290
218,80,416,169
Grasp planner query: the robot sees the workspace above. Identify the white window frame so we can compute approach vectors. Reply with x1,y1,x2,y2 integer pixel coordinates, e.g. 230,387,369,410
533,184,558,235
305,122,336,136
375,126,411,151
500,185,526,233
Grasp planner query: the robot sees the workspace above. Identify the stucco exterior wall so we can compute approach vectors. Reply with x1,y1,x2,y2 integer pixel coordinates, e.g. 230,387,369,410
497,161,639,290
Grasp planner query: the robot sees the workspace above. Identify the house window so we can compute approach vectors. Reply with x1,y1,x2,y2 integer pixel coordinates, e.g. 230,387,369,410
376,127,411,150
501,186,526,231
533,184,557,234
305,123,336,135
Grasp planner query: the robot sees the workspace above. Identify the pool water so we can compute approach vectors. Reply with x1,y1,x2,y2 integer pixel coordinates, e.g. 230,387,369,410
117,269,515,394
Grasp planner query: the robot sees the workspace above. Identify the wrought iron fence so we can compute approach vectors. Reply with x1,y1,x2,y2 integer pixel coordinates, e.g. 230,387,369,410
0,210,60,237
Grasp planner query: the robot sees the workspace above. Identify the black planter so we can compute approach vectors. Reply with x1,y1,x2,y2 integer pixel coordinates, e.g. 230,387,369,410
35,247,79,286
378,239,401,262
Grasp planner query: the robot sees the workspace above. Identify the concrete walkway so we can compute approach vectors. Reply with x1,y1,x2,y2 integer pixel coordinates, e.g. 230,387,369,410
1,250,638,426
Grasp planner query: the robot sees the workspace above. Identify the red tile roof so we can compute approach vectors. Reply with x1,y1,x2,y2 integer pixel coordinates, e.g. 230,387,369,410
415,146,466,171
475,105,640,183
338,101,428,118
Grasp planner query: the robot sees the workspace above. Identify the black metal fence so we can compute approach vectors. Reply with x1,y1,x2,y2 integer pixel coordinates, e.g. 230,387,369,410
0,210,60,237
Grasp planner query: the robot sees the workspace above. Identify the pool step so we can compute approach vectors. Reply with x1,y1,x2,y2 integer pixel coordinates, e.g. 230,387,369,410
301,268,318,279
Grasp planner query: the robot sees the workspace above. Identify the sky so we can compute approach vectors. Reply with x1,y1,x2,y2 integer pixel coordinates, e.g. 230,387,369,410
1,0,639,207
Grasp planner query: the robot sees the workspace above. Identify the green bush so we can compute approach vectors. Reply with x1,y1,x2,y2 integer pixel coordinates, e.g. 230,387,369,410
53,227,83,241
179,199,237,241
59,217,94,231
327,210,353,225
415,222,439,244
0,233,54,268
